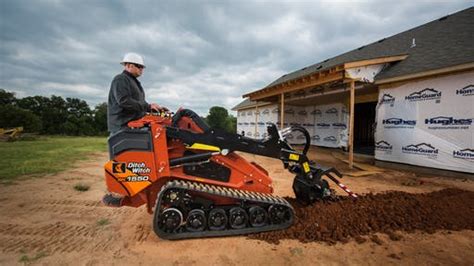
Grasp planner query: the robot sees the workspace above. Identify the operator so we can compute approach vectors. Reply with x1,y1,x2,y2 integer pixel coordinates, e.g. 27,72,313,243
107,52,167,134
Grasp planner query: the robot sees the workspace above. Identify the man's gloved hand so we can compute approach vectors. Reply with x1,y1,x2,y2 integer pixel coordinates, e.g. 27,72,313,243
150,103,169,112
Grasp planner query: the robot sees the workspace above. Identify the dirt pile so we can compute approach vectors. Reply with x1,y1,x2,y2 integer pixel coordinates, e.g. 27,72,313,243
251,188,474,244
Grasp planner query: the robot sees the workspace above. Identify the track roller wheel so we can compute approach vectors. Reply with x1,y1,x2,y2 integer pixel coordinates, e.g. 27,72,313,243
248,206,267,227
186,209,207,232
268,205,291,224
208,208,227,231
158,208,183,233
229,207,248,229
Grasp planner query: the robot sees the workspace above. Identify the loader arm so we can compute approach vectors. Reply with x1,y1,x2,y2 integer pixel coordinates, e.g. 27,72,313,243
165,124,315,179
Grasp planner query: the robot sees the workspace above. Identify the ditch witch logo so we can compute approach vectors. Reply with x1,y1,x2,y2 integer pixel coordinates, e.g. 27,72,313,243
456,84,474,96
379,94,395,106
375,141,393,153
402,143,438,157
112,162,151,182
425,116,472,129
405,88,441,102
382,118,416,128
453,148,474,160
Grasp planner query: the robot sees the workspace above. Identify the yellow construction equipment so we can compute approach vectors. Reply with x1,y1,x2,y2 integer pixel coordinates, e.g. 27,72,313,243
0,127,23,141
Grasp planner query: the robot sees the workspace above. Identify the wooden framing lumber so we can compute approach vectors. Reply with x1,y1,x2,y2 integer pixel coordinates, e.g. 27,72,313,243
343,55,408,69
349,80,355,169
280,93,284,129
245,72,344,101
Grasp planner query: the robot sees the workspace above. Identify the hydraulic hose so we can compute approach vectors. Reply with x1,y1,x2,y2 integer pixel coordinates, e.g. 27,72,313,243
289,125,311,155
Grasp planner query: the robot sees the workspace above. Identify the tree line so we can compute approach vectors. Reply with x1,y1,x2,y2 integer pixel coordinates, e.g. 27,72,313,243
0,89,236,135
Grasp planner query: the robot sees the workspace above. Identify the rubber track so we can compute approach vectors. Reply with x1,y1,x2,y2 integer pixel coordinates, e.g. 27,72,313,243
152,180,294,240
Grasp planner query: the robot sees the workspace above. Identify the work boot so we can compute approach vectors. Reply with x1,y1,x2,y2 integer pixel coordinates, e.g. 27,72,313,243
102,193,123,207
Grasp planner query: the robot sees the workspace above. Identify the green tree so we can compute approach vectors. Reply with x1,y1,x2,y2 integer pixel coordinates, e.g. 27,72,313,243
93,102,108,134
206,106,236,133
17,95,68,134
0,105,42,132
0,89,16,105
64,97,95,135
226,115,237,133
206,106,229,131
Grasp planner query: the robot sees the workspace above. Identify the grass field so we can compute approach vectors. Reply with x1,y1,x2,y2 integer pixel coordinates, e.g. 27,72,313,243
0,136,107,181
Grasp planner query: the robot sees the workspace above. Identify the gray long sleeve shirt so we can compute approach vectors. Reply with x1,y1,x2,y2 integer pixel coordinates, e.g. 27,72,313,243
107,71,150,133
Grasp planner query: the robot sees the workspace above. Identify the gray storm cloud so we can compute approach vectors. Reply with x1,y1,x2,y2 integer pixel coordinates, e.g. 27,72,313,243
0,0,471,115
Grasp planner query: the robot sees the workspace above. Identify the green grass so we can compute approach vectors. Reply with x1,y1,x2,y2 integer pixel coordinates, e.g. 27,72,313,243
96,218,110,226
19,251,48,263
0,136,107,181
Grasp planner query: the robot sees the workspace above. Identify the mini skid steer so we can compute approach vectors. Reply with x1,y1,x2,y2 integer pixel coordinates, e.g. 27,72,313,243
103,109,356,240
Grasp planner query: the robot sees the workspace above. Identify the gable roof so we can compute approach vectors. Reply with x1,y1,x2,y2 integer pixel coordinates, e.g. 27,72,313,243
263,7,474,89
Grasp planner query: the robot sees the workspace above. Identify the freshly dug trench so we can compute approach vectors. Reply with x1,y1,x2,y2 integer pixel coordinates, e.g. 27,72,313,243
250,188,474,244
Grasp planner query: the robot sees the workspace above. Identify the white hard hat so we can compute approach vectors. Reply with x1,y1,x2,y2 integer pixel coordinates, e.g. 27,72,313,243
120,52,145,68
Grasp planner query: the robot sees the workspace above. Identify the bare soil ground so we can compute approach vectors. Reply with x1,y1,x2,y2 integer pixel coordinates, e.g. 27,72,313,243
0,148,473,265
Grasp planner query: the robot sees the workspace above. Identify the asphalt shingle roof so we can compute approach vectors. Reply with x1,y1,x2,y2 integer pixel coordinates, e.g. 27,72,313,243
264,7,474,88
231,98,271,111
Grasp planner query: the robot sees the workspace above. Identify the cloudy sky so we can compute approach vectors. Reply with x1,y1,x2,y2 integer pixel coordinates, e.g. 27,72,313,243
1,0,472,115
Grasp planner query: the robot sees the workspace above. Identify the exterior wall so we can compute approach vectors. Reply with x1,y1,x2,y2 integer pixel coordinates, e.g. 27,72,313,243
236,103,349,148
236,104,279,139
375,71,474,173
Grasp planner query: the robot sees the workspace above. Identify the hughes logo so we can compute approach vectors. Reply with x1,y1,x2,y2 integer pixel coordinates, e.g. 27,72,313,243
311,109,322,115
425,116,472,126
326,108,338,115
332,123,347,129
382,118,416,127
324,136,337,142
402,143,438,157
405,88,441,102
375,141,393,151
317,123,331,128
312,135,321,141
453,149,474,160
456,84,474,96
379,94,395,105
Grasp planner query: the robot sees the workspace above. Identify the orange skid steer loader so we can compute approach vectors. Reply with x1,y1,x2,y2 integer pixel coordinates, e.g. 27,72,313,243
103,109,356,240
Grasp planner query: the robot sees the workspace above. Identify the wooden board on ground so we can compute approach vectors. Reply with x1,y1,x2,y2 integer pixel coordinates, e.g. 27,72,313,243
331,152,385,172
341,170,381,177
